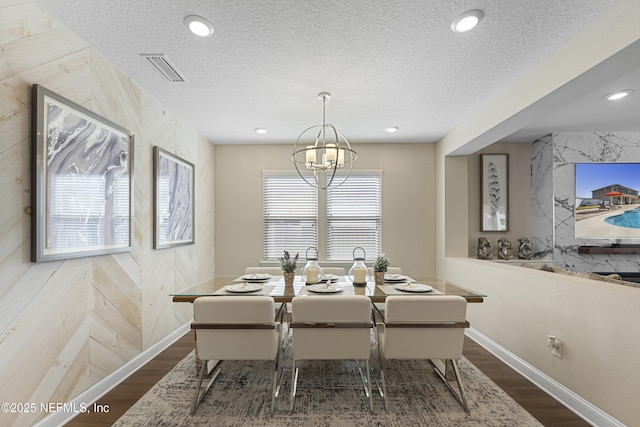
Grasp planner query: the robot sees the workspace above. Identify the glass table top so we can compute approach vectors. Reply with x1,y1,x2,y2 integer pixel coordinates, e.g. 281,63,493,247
171,275,486,303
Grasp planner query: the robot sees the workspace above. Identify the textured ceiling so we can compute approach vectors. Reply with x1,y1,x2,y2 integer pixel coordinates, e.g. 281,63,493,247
37,0,638,148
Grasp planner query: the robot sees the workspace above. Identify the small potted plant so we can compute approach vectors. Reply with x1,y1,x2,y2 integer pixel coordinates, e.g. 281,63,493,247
373,253,390,286
279,250,299,286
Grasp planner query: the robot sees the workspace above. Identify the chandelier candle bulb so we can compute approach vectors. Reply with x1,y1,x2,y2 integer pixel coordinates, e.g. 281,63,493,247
338,148,345,166
306,146,316,166
325,144,337,163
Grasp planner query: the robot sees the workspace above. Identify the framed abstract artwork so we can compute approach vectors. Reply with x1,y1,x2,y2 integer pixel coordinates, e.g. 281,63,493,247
481,153,509,232
31,84,134,262
153,147,195,249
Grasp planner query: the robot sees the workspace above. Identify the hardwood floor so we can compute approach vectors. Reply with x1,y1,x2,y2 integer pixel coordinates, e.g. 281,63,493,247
65,331,589,426
462,338,589,427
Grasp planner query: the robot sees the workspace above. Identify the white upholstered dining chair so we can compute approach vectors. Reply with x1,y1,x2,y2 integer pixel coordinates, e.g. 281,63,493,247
190,296,285,414
373,295,470,413
289,295,374,412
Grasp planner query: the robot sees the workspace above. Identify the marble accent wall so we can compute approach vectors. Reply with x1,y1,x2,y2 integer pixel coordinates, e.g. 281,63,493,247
0,3,215,426
531,132,640,272
530,135,554,259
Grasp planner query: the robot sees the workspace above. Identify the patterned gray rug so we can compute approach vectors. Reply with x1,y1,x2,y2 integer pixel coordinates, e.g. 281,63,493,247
114,337,542,427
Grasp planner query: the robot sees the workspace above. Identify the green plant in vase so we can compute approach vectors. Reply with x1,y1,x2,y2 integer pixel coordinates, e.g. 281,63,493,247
373,253,389,286
373,253,389,272
279,250,298,286
279,250,299,273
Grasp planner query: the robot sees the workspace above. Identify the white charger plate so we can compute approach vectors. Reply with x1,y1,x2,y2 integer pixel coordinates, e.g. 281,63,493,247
394,283,433,293
384,274,407,282
306,284,344,293
226,283,263,293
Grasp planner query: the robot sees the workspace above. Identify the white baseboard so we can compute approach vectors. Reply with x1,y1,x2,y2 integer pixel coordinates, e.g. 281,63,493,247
465,328,625,427
35,322,191,427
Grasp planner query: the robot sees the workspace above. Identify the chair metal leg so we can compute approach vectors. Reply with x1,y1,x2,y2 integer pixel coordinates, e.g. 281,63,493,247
375,333,388,412
380,368,387,412
365,360,373,413
434,359,470,413
357,360,370,399
290,361,299,412
356,360,373,411
450,359,470,413
270,326,285,413
190,360,221,415
271,356,286,413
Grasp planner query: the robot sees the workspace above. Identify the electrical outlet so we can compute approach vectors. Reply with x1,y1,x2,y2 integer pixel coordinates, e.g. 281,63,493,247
547,335,562,358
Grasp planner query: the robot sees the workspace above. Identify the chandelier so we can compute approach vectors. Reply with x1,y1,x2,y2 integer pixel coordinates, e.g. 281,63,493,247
292,92,357,189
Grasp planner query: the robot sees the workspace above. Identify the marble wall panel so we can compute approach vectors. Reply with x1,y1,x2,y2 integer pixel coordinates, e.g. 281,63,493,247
531,132,640,272
0,3,216,425
530,135,554,258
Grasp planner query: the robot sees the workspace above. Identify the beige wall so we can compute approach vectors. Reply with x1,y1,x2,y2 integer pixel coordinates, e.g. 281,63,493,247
0,3,215,425
442,258,640,427
214,143,437,277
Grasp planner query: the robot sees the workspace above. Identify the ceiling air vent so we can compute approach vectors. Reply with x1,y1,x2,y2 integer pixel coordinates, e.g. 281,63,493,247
140,54,188,83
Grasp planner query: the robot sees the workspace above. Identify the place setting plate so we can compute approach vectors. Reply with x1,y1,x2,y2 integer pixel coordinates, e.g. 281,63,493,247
240,273,271,283
306,283,344,293
225,283,264,293
394,283,433,293
384,274,408,283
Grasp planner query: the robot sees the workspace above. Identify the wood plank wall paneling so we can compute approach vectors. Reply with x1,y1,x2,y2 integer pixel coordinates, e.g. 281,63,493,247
0,3,215,425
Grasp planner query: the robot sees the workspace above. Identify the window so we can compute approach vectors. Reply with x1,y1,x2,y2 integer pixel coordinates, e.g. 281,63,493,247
326,173,381,260
263,173,318,260
263,171,381,261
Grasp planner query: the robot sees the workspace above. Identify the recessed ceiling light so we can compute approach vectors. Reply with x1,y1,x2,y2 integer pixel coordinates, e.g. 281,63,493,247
605,90,633,101
254,127,267,134
385,126,399,133
184,15,214,37
451,10,484,33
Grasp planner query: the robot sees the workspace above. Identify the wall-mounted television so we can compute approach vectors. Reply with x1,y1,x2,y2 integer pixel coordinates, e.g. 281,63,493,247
575,163,640,239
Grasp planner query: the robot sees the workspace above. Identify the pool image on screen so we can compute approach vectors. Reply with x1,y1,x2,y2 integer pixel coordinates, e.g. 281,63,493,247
574,163,640,239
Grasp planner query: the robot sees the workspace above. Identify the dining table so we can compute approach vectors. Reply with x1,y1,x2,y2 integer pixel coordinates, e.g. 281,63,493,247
171,274,486,303
172,273,485,379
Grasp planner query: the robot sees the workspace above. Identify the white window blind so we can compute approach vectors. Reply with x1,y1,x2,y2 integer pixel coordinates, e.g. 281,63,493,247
263,173,318,260
326,173,381,260
48,175,130,249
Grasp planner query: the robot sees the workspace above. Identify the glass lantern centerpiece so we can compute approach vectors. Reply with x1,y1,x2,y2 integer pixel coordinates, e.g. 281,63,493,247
348,247,370,287
301,247,323,285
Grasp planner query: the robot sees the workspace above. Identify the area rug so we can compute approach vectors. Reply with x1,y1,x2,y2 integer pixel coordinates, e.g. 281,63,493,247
114,337,542,427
